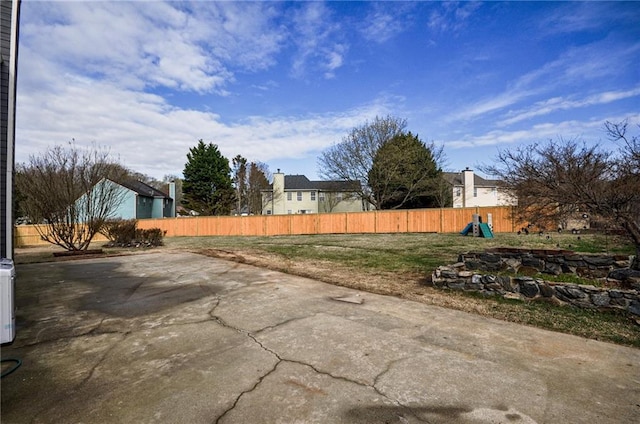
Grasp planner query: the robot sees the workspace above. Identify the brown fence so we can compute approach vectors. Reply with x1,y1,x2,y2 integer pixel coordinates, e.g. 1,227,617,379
14,206,517,247
14,225,109,248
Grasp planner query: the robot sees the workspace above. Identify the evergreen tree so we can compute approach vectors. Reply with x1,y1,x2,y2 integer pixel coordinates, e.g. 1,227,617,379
182,140,234,215
368,132,442,209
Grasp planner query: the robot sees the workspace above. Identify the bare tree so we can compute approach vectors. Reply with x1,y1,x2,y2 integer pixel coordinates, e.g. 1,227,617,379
317,183,357,213
232,155,248,214
318,115,407,209
163,174,183,206
482,121,640,269
246,161,272,214
15,143,128,251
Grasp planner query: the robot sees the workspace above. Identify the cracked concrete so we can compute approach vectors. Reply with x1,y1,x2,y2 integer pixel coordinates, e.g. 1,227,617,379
1,251,639,423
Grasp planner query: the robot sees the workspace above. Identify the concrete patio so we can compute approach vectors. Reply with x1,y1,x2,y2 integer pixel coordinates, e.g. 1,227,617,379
1,251,639,423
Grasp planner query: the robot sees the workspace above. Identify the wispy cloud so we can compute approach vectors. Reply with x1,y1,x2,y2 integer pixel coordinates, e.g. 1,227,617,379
539,2,638,35
360,3,414,43
449,38,640,123
446,115,640,150
290,2,348,80
499,87,640,126
427,1,481,34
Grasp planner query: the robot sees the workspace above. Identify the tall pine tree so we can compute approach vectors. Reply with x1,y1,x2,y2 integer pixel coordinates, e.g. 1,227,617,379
182,140,234,215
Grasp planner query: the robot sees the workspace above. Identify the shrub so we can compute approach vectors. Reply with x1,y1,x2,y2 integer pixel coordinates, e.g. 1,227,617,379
100,219,165,247
135,228,166,247
100,219,137,245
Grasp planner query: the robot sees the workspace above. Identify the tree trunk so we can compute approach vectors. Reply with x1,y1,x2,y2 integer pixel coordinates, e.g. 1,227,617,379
621,220,640,270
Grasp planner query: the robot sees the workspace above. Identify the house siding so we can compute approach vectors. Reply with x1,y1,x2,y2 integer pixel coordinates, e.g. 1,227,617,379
1,0,20,259
447,169,516,209
109,186,137,219
136,196,153,219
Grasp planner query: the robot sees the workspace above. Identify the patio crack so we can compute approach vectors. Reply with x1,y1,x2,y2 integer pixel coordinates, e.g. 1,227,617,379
213,360,282,424
209,302,426,423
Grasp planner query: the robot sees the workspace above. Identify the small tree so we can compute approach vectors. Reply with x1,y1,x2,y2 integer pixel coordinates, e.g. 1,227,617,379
15,143,128,251
232,155,248,214
246,161,271,215
482,121,640,269
182,140,235,216
368,132,443,209
318,115,407,209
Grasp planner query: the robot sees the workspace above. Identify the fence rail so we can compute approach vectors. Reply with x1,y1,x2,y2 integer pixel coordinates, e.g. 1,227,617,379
14,206,517,247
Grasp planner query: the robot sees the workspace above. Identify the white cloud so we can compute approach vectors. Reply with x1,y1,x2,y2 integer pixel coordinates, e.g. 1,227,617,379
360,3,414,43
16,72,394,179
289,2,348,79
445,115,640,150
20,1,286,94
448,38,640,123
427,1,481,34
539,2,638,35
499,87,640,126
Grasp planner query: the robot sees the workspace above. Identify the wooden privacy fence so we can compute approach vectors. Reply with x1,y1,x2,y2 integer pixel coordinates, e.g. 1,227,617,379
14,206,516,247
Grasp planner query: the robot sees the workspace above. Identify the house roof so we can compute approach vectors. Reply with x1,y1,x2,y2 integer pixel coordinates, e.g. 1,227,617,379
283,175,361,191
443,172,502,188
117,179,171,199
264,174,361,191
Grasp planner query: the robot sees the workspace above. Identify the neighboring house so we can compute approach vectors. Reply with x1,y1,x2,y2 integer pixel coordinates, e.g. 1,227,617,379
111,179,176,219
444,168,516,208
262,170,367,215
79,179,176,220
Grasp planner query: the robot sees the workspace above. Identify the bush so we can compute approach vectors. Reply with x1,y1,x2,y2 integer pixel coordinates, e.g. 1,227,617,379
100,219,165,247
135,228,166,247
100,219,137,244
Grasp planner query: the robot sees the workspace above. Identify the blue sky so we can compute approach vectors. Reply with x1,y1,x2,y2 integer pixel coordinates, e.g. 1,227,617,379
15,1,640,181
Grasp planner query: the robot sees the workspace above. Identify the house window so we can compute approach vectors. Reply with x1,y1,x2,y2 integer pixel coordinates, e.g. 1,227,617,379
455,188,461,197
319,192,325,201
297,191,302,201
473,188,478,197
266,210,272,215
337,193,343,201
311,191,316,201
287,210,292,214
287,192,292,201
492,187,497,196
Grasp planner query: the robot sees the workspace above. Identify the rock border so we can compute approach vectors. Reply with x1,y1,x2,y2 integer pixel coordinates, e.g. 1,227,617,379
431,248,640,316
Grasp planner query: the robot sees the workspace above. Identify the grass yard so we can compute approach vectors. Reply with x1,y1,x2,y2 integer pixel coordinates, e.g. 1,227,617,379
15,231,640,347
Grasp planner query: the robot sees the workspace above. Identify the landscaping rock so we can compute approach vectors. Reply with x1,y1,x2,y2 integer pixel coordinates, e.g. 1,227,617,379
591,292,610,307
520,281,539,298
539,283,554,298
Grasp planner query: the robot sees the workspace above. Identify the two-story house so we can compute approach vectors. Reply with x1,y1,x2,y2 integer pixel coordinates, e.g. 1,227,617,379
262,171,366,215
444,168,516,208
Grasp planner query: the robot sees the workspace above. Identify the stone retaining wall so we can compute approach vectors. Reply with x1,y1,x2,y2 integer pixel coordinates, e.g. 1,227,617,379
458,248,633,279
431,248,640,316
